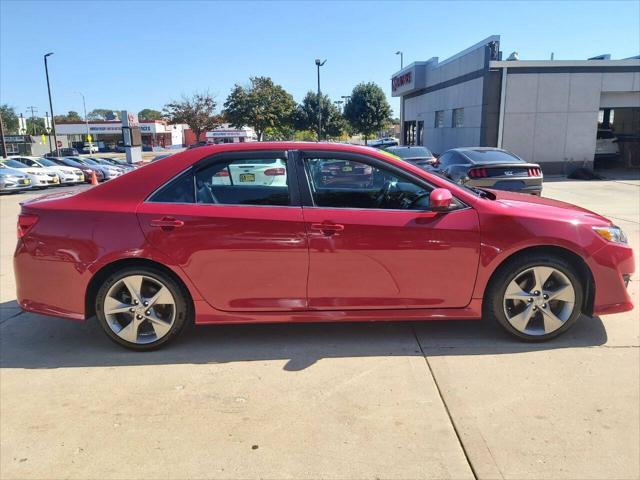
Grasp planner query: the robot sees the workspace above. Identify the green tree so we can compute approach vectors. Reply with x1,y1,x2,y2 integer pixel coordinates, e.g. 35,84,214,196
0,104,19,134
138,108,163,121
87,109,119,121
223,76,296,141
163,92,220,142
54,111,83,123
295,91,347,140
26,117,46,135
343,82,392,144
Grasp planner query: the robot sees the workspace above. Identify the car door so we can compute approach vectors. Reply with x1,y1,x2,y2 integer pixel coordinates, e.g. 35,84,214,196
136,150,309,312
296,150,480,310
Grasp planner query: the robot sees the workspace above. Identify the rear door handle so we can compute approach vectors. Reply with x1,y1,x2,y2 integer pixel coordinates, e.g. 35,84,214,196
311,222,344,234
150,217,184,228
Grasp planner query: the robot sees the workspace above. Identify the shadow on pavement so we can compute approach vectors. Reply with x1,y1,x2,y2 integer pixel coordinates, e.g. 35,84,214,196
0,301,607,371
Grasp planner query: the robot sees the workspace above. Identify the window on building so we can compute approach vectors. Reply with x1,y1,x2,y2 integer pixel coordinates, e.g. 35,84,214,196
434,111,445,128
403,121,416,145
452,108,464,128
416,121,424,145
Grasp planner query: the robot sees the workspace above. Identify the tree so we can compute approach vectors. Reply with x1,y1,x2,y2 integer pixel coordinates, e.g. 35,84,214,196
343,82,392,144
163,92,220,142
0,104,19,134
223,76,296,141
26,117,45,135
138,108,163,121
295,91,347,140
54,111,83,123
87,109,119,121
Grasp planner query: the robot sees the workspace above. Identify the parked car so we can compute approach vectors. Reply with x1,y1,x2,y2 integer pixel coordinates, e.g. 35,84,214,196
384,145,437,169
44,147,80,158
0,159,60,188
595,129,620,157
50,157,105,182
86,157,135,173
209,158,287,186
67,156,123,180
0,166,32,193
10,156,85,184
187,141,208,149
434,147,543,196
13,142,633,350
369,137,399,149
82,143,99,154
152,154,173,162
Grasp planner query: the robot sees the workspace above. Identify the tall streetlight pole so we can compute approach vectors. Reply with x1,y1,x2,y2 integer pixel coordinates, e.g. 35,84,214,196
396,51,403,69
0,111,7,158
44,52,59,157
315,58,326,141
76,91,90,145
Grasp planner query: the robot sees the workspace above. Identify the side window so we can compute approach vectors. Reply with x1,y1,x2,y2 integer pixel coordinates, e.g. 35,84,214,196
149,169,195,204
195,157,290,206
304,157,433,210
437,153,453,167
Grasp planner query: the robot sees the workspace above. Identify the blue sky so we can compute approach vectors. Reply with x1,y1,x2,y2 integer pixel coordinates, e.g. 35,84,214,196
1,0,638,119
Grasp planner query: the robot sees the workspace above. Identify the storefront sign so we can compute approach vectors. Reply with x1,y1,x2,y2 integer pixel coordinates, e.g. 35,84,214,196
392,71,412,92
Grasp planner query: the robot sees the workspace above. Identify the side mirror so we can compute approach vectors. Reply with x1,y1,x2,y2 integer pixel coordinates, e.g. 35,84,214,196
430,188,453,212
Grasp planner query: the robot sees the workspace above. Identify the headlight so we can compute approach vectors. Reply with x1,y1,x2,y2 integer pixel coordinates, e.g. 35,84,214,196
593,226,628,244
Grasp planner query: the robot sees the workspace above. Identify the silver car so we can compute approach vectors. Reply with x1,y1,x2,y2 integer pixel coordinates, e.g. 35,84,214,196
0,167,32,193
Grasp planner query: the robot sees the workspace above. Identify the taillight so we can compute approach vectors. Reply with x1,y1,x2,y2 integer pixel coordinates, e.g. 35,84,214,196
17,213,38,239
264,168,286,176
214,170,230,177
469,168,488,178
528,167,542,176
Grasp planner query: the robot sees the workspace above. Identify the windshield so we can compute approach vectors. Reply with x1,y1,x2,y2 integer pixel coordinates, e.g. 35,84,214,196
37,158,57,167
78,158,97,165
386,146,433,159
62,158,83,167
463,149,524,164
1,159,25,168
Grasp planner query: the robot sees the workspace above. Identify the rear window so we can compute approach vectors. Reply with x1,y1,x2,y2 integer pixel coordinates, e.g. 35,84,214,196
386,146,433,159
462,149,524,164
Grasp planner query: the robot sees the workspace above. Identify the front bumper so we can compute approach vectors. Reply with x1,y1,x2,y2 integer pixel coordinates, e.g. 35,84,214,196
0,178,32,191
587,241,635,316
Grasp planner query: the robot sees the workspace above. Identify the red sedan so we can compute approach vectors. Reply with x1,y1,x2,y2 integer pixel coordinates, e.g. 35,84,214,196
14,142,634,350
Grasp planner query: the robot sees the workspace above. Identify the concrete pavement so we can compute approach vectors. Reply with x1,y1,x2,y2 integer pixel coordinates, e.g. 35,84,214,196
1,175,638,479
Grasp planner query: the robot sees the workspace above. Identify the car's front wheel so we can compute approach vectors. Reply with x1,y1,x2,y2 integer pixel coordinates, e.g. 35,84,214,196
95,266,191,350
485,254,585,341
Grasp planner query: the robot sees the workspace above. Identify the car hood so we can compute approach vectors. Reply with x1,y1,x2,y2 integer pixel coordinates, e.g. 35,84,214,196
487,189,612,226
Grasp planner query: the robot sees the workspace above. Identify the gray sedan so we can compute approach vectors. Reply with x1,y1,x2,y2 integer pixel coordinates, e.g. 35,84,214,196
434,147,543,195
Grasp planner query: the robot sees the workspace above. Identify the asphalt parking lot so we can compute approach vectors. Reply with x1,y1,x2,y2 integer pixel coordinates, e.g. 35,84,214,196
1,175,638,480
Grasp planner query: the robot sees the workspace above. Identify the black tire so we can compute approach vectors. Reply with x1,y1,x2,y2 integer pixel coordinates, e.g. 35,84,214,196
95,266,191,351
484,253,585,342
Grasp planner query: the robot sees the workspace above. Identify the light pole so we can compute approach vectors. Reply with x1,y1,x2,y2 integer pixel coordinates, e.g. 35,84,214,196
44,52,59,156
315,58,326,141
396,51,403,69
76,91,90,147
0,111,7,158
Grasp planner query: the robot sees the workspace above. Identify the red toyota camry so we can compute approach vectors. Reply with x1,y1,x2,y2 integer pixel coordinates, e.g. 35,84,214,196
14,142,634,350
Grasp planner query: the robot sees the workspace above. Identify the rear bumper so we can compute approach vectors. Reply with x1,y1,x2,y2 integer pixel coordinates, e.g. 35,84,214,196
466,178,543,195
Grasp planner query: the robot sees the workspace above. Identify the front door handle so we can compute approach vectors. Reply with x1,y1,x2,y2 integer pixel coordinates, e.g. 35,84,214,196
150,217,184,228
311,222,344,235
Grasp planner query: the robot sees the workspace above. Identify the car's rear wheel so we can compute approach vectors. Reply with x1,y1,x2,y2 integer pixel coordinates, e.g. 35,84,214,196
95,267,190,350
485,254,585,341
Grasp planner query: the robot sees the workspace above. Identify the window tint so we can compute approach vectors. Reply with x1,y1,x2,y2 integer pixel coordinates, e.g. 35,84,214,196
195,157,290,206
304,157,434,210
462,149,524,164
150,170,195,204
387,146,433,159
437,152,453,167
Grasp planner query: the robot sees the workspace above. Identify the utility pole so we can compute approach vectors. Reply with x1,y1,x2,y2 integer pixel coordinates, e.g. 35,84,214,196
27,106,38,134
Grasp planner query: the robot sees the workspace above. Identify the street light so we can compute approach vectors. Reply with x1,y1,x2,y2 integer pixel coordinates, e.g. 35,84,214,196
44,52,59,157
396,51,403,69
75,91,90,148
315,58,326,141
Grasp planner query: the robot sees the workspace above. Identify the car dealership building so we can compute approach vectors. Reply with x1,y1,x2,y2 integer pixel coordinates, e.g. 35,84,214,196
392,36,640,173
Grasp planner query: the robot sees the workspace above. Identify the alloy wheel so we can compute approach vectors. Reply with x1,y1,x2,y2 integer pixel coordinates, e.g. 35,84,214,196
103,274,176,344
503,266,576,336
